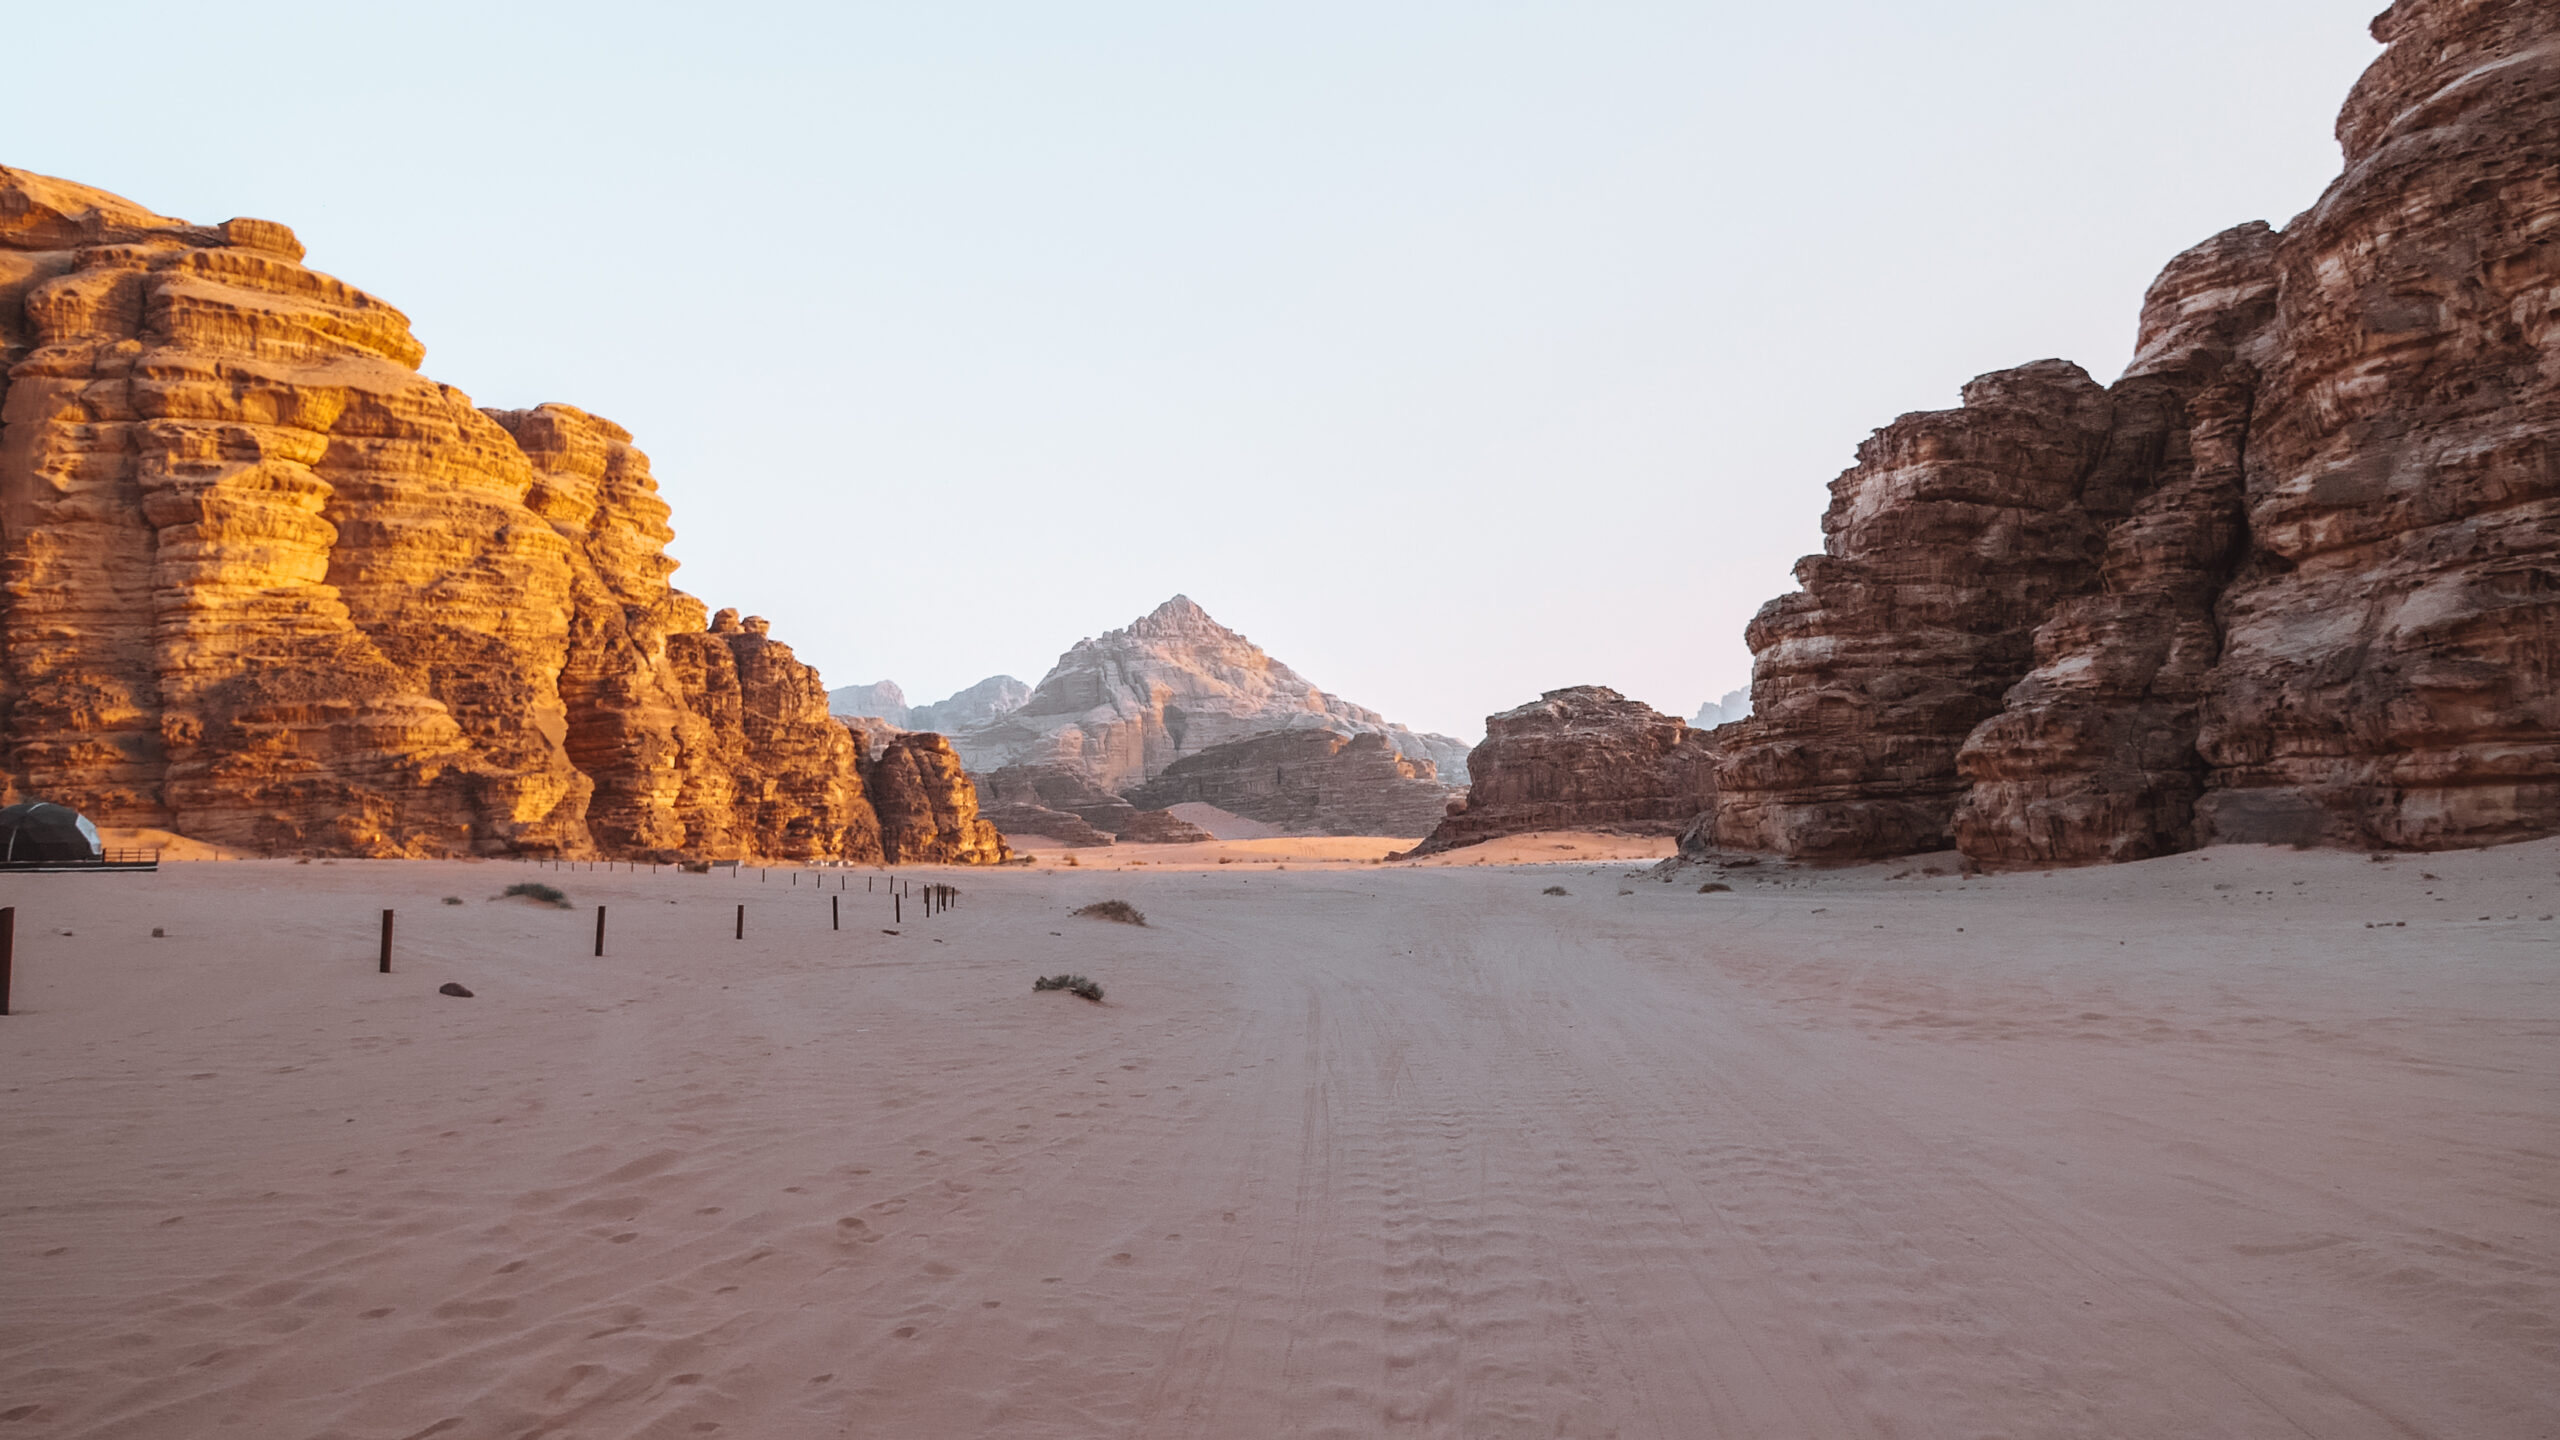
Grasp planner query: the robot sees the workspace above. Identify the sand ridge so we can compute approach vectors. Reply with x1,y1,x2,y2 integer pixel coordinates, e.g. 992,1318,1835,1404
1,842,2554,1436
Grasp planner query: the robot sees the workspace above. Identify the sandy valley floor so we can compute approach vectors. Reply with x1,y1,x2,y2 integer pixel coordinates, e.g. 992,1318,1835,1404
2,839,2555,1438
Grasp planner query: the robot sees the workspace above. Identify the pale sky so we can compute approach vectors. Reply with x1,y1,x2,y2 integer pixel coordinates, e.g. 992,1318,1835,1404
15,2,2382,739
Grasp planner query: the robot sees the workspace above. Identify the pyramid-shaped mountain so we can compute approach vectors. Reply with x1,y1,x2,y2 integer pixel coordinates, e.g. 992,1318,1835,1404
944,596,1470,791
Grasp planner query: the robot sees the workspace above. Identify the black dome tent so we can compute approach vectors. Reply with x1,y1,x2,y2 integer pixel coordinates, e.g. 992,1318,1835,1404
0,801,103,864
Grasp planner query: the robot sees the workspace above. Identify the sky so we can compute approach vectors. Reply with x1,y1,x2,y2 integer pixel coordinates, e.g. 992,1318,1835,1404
13,1,2383,740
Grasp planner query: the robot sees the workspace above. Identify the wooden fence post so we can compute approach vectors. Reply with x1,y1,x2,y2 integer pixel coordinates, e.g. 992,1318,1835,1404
379,909,394,974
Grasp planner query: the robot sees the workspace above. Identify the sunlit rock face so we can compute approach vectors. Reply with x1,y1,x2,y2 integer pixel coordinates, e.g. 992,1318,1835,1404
0,166,995,862
863,732,1007,865
1718,0,2560,865
1411,687,1715,855
947,595,1473,790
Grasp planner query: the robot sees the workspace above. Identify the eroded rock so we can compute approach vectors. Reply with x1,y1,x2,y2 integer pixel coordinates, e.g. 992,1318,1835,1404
1412,688,1714,855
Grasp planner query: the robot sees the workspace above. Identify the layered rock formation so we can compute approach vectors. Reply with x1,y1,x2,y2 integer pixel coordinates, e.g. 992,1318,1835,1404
0,166,998,863
1410,688,1715,854
947,596,1473,789
1714,0,2560,865
2189,0,2560,853
1716,362,2116,858
1949,230,2275,865
1125,729,1454,838
862,732,1007,865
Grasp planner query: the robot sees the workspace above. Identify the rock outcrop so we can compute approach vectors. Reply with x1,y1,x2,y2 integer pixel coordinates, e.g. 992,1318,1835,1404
0,166,996,863
863,732,1008,865
948,596,1473,789
1410,688,1715,854
1715,362,2117,858
1125,729,1454,837
2190,0,2560,853
1949,229,2276,866
1713,0,2560,865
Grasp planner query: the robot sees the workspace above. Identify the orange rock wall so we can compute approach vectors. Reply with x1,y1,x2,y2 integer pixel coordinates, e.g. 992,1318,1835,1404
0,167,991,863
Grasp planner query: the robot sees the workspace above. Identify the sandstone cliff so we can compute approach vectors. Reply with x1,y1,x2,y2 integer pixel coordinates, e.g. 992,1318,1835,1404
0,167,995,862
1412,687,1715,855
1124,729,1454,838
947,596,1473,789
1715,0,2560,865
863,732,1008,865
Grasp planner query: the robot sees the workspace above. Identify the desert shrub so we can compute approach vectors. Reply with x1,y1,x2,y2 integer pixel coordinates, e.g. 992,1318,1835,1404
1542,885,1570,896
1034,974,1105,1002
1072,900,1146,926
1698,882,1732,893
442,896,465,906
501,882,570,908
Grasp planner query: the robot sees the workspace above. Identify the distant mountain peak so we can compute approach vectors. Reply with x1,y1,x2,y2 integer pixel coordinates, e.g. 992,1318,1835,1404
941,597,1473,791
1129,593,1223,638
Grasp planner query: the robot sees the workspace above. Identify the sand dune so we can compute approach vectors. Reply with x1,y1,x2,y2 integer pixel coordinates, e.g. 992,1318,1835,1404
1,842,2554,1436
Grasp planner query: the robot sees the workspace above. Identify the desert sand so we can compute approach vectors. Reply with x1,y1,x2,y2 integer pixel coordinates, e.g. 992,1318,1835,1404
2,839,2554,1437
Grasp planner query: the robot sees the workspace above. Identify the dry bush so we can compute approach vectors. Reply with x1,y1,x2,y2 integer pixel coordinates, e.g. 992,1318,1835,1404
1072,900,1146,926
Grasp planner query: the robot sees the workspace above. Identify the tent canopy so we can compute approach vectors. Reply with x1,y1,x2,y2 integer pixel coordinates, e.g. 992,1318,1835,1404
0,801,103,863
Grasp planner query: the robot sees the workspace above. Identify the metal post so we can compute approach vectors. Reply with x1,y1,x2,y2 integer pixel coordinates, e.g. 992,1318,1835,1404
379,909,394,974
832,894,840,931
735,903,745,940
894,892,901,925
595,905,607,957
